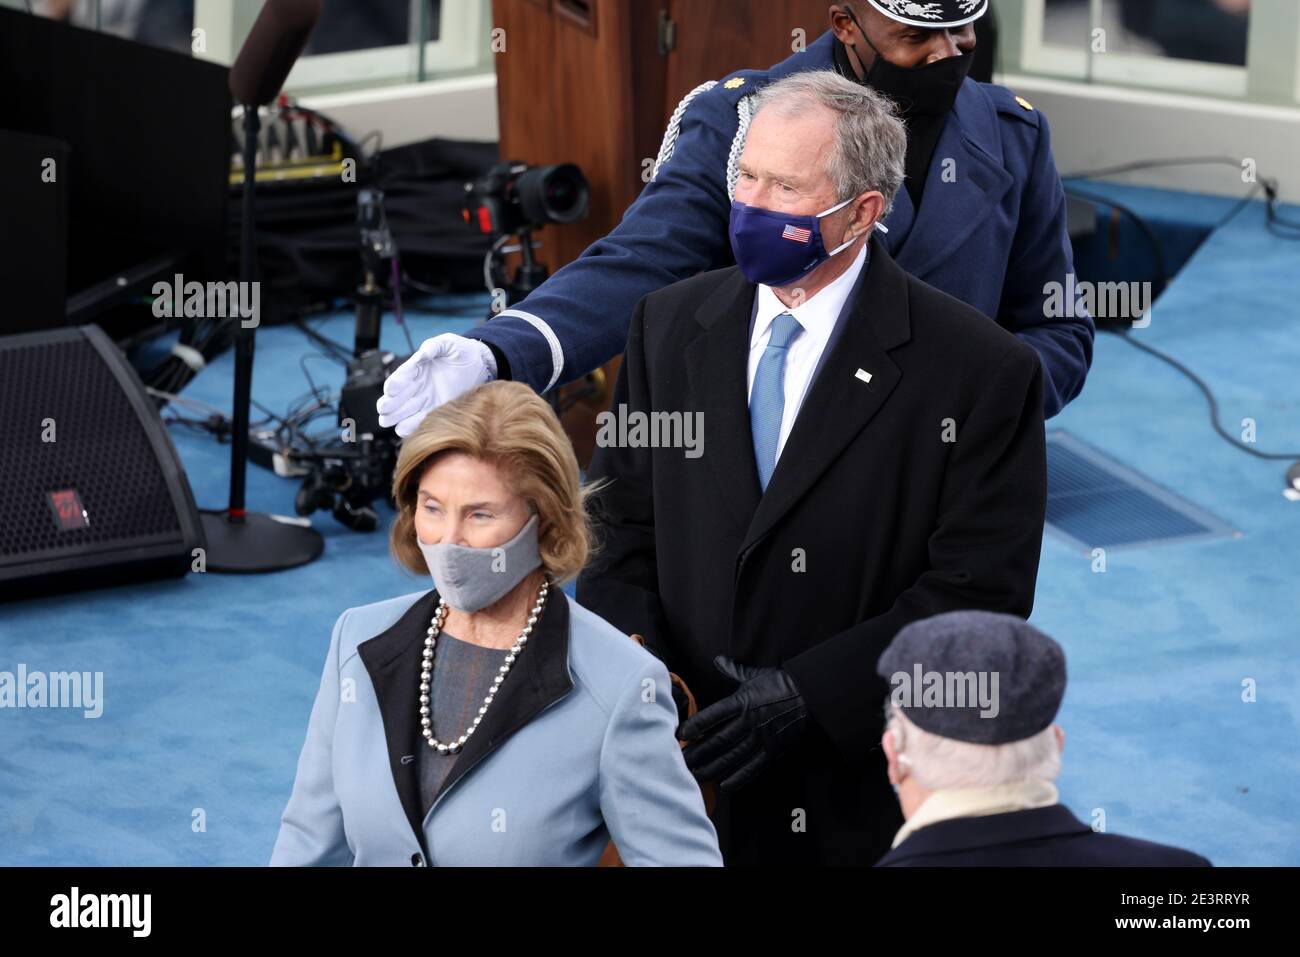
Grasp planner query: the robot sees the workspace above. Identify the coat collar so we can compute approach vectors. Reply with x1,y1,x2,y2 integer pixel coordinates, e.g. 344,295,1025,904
771,28,839,82
886,79,1014,278
875,803,1092,865
891,779,1059,849
684,233,910,550
822,34,1013,276
356,583,575,852
824,30,1005,166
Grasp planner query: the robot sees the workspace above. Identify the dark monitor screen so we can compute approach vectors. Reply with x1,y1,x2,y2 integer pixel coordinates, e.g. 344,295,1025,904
0,7,231,317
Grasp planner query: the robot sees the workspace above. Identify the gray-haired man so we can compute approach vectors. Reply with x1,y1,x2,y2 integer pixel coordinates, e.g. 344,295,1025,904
875,610,1211,866
576,70,1049,865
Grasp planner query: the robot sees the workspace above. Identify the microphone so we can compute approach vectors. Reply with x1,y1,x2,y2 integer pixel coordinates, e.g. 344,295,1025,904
209,0,329,571
228,0,322,106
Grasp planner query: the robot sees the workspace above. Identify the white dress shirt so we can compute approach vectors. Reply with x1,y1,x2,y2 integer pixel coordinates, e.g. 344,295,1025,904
745,243,868,463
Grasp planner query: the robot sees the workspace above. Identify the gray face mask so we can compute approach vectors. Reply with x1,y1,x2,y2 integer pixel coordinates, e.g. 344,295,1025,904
416,512,542,613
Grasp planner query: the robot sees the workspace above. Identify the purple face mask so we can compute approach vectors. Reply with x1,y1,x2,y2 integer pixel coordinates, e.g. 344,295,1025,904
729,196,882,286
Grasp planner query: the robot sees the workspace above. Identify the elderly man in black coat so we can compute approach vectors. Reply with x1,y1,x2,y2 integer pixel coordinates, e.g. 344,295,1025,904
873,611,1211,867
575,68,1048,866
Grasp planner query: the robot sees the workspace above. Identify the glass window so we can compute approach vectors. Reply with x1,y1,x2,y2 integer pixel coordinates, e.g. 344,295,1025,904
305,0,440,56
1103,0,1250,67
1042,0,1091,49
1041,0,1251,66
23,0,491,92
1010,0,1261,100
35,0,197,55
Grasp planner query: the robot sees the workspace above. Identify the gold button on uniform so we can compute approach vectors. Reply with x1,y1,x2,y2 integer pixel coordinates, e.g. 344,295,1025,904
1015,95,1034,111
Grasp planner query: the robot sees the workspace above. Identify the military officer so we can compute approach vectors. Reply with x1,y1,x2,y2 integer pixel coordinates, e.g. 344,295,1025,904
378,0,1093,432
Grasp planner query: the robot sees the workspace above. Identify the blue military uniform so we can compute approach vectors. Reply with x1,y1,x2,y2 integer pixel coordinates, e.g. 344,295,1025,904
464,29,1093,418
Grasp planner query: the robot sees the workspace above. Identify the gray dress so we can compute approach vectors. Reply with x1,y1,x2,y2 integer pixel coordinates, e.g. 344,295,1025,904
415,631,511,817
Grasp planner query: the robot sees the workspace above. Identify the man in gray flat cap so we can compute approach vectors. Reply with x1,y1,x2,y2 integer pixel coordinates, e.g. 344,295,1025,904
873,610,1210,866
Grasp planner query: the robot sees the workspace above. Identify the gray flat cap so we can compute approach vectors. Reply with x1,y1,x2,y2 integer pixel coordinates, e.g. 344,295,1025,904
876,610,1066,745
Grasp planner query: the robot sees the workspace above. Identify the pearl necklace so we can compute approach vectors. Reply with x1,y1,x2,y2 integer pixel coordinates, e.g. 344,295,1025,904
419,578,549,754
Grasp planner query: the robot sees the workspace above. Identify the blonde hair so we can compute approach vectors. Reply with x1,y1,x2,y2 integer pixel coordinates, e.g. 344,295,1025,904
389,380,604,586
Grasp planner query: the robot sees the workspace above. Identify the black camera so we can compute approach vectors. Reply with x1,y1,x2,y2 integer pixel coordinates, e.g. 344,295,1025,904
293,349,402,533
464,161,589,237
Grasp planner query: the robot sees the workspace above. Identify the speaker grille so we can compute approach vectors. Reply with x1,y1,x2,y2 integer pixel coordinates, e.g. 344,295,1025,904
0,334,182,559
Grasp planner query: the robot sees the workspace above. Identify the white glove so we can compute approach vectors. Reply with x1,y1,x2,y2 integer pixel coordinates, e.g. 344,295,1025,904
376,334,497,438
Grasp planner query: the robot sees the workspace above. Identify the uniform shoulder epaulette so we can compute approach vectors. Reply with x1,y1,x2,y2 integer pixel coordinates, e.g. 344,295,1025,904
985,83,1042,128
651,70,759,184
713,69,766,103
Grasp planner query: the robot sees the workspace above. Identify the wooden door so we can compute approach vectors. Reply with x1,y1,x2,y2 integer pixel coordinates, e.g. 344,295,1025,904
664,0,837,107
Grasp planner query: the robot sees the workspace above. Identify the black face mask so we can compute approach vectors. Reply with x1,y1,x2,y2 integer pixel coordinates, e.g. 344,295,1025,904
844,7,973,117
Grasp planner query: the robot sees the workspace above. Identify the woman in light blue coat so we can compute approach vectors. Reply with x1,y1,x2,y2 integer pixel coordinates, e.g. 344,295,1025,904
270,380,720,866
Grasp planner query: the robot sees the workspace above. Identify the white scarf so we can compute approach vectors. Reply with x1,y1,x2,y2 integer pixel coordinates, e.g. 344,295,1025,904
891,779,1059,849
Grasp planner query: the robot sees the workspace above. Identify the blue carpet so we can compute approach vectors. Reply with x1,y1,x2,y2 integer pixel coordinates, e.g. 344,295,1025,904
2,193,1297,865
1035,196,1300,866
1067,179,1247,288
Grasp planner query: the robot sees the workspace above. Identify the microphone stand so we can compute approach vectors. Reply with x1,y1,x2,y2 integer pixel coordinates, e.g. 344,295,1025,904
198,103,324,571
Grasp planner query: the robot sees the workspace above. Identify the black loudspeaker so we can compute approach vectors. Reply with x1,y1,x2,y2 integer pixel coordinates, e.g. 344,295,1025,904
0,324,205,602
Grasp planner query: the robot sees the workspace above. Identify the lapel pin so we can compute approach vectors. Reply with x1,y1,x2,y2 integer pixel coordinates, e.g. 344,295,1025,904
855,368,873,384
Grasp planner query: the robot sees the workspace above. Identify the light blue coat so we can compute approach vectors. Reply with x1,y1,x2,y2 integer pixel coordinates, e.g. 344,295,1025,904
269,585,722,866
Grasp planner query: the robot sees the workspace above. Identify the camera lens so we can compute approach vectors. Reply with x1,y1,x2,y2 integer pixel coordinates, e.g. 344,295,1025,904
517,163,589,226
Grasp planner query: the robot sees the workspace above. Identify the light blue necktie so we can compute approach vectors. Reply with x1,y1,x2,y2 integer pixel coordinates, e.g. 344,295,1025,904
750,311,803,492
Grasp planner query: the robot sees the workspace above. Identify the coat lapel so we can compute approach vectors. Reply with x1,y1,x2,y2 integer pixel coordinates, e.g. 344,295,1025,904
892,81,1014,282
685,268,764,533
357,584,575,850
740,235,911,555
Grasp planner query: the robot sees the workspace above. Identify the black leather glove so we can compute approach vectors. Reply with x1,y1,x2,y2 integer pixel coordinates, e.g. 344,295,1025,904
678,655,810,792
